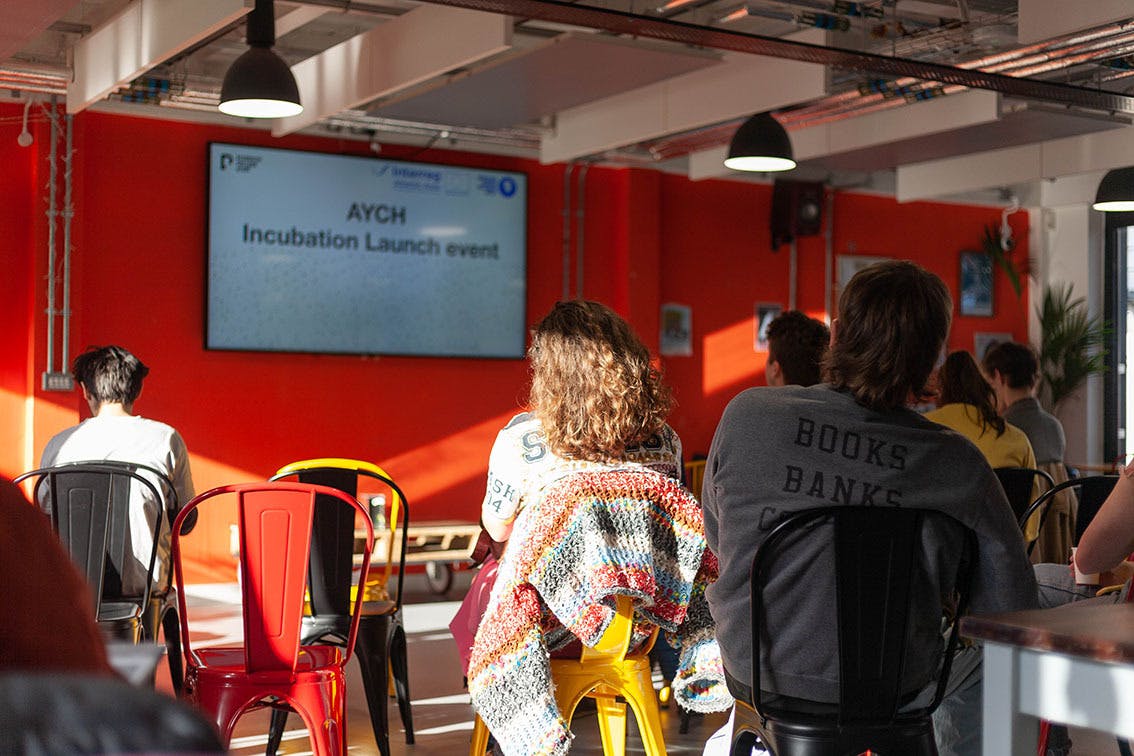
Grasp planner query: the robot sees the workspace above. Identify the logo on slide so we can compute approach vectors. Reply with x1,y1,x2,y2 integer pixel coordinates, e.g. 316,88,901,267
499,177,517,198
218,152,262,174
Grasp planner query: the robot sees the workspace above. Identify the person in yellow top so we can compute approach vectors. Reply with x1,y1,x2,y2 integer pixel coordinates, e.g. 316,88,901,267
926,351,1041,538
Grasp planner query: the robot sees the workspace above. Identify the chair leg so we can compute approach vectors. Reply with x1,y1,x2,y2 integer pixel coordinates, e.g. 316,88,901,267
288,678,346,756
470,714,491,756
265,708,290,756
161,607,184,696
620,667,666,756
356,617,392,756
594,693,628,756
388,621,415,744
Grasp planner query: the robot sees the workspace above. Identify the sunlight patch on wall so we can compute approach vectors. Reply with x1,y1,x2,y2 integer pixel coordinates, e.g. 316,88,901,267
703,319,763,396
382,409,521,501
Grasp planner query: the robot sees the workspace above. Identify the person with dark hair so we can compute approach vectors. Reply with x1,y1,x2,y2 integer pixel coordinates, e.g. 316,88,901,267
701,261,1036,756
927,351,1036,469
982,340,1073,565
764,310,830,387
40,345,194,596
981,341,1066,465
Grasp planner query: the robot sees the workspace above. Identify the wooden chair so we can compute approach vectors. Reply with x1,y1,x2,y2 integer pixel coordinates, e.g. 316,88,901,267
172,482,374,755
470,595,665,756
265,458,413,756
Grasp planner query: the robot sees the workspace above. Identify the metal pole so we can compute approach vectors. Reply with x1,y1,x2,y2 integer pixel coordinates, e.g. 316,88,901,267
44,101,59,374
61,113,74,367
562,163,575,301
576,162,591,299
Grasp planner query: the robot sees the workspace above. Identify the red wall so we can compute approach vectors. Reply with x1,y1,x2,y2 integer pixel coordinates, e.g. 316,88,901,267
1,105,1028,579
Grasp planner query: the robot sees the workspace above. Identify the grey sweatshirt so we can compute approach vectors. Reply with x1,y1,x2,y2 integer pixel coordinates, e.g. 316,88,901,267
702,384,1039,702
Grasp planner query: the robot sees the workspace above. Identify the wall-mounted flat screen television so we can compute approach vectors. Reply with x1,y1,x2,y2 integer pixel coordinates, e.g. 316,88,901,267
206,143,527,358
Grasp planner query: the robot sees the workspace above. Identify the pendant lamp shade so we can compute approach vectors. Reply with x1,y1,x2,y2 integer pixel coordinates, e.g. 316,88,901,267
724,112,796,172
1093,167,1134,212
218,0,302,119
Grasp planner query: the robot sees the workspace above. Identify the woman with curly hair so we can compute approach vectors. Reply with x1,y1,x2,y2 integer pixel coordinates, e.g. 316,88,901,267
481,299,682,542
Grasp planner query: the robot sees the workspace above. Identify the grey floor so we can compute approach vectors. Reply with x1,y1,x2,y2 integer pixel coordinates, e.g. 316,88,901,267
168,572,1124,755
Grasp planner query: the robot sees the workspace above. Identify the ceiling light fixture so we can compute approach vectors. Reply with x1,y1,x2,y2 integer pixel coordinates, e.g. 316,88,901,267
724,112,796,172
17,98,33,147
218,0,302,119
1092,167,1134,212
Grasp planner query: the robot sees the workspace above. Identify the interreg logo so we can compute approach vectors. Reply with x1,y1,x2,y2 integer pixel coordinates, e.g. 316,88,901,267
218,152,262,173
476,174,519,198
390,165,442,192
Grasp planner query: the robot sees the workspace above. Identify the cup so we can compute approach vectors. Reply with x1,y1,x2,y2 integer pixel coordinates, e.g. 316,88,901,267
1072,546,1099,586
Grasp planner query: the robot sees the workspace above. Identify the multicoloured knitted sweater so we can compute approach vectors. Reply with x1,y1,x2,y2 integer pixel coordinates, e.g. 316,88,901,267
467,469,732,756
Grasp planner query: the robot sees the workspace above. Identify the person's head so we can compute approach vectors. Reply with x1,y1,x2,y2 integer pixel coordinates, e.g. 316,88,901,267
824,260,952,411
71,345,149,412
765,310,830,387
937,350,1006,436
981,341,1039,409
528,300,672,462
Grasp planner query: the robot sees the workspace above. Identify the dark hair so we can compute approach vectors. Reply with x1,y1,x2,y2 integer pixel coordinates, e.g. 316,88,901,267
766,310,830,387
71,346,149,407
529,300,672,461
824,261,952,411
981,341,1038,389
938,350,1006,436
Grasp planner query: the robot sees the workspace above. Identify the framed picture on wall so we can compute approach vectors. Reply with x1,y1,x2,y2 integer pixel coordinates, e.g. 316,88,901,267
660,303,692,356
755,303,783,352
960,251,994,316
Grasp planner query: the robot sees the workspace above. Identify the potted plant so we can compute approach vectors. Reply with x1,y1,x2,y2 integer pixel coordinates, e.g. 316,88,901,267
1037,283,1109,410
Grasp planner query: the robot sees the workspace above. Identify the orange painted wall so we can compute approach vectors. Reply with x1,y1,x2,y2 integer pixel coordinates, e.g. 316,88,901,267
1,105,1028,580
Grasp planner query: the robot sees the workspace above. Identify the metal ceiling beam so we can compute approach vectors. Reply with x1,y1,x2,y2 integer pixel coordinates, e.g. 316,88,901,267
411,0,1134,114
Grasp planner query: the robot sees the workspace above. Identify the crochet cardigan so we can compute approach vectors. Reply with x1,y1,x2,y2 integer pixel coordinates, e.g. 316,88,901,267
467,469,732,756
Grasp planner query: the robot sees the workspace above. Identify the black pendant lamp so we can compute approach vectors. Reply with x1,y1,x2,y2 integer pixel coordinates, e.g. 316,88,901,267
1093,167,1134,212
724,112,796,173
219,0,302,119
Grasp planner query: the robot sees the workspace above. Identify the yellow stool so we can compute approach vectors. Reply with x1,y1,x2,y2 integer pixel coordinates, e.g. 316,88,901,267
470,595,665,756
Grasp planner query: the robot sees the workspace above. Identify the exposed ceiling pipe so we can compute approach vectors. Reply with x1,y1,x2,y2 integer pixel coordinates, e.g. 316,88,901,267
780,21,1134,124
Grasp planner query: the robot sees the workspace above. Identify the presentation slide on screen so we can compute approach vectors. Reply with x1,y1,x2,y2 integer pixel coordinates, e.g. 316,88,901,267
207,143,527,358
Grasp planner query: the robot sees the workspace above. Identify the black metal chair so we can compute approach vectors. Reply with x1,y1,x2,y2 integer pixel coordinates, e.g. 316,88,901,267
16,460,189,692
729,506,976,756
1018,474,1120,551
265,459,412,756
993,466,1055,554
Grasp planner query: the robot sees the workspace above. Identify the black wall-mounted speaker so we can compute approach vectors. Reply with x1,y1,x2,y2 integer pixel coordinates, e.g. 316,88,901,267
771,180,825,250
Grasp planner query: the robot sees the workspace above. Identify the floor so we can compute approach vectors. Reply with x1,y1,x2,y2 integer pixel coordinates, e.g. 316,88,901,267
167,571,1125,756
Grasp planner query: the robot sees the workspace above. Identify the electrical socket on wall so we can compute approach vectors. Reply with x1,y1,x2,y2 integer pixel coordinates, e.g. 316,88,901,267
42,372,74,391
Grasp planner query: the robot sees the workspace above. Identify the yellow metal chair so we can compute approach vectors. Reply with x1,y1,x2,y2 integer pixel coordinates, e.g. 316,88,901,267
469,595,665,756
266,457,412,756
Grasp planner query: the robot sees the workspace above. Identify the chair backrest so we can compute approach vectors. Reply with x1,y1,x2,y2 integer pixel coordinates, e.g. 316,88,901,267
1018,475,1120,546
14,462,166,611
272,458,409,616
684,459,707,499
749,506,976,724
577,594,659,664
993,466,1055,525
171,482,374,674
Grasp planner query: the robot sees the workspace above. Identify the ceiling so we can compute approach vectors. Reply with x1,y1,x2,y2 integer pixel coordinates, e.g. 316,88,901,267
4,0,1134,202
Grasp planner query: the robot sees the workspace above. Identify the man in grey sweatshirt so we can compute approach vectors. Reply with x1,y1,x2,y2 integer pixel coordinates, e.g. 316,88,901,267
702,260,1037,755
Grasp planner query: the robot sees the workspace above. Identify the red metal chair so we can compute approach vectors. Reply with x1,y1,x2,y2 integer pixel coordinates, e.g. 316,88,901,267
171,482,374,755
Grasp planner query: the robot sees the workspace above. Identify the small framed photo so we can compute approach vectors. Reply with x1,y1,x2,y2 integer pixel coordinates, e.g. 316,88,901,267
974,332,1013,361
960,252,993,317
660,303,692,357
755,303,783,352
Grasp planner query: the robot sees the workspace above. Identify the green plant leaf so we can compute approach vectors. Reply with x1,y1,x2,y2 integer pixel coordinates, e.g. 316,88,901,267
1038,283,1110,410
